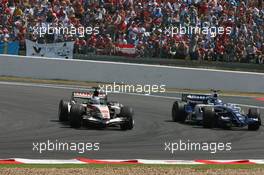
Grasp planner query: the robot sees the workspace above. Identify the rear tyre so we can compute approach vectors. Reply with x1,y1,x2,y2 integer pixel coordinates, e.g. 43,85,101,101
203,106,216,128
58,100,69,121
69,104,85,128
248,108,261,131
120,106,134,130
171,101,187,122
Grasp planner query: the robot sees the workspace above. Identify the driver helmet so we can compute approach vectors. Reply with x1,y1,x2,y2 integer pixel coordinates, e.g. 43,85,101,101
213,92,218,98
93,90,99,97
212,94,222,104
91,96,100,104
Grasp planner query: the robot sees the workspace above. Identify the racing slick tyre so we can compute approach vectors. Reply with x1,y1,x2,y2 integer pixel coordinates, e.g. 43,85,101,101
58,100,69,122
248,108,261,131
69,104,85,128
203,106,216,128
120,106,134,130
171,101,187,122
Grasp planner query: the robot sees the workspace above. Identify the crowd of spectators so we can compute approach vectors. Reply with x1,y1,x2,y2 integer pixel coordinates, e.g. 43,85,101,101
0,0,263,63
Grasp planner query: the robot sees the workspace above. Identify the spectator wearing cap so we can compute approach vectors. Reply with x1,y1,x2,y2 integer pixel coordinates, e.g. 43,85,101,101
176,41,188,60
215,37,225,61
189,34,198,60
246,44,257,63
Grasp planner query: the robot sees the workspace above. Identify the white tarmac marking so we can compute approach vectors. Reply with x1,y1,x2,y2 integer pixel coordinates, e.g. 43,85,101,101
0,81,263,109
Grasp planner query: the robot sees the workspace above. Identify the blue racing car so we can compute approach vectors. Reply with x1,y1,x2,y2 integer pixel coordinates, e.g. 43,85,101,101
172,91,261,131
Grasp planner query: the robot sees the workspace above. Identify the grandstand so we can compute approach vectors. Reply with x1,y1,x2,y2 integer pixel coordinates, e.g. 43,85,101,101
0,0,263,63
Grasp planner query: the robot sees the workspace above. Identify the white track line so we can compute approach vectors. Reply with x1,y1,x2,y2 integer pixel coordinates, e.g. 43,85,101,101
14,158,86,164
121,93,264,109
0,81,91,91
0,81,263,109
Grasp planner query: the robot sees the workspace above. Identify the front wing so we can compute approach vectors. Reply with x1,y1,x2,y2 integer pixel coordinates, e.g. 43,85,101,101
83,116,128,126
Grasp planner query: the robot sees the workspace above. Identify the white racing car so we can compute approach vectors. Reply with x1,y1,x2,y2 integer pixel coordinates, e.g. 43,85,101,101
58,88,134,130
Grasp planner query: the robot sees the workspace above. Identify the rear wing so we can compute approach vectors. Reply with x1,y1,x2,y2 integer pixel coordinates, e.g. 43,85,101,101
181,93,210,102
72,91,107,99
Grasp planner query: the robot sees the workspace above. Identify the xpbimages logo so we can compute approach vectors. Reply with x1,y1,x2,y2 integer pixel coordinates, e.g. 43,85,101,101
98,82,166,95
32,25,100,37
162,24,232,38
164,140,232,154
32,140,100,154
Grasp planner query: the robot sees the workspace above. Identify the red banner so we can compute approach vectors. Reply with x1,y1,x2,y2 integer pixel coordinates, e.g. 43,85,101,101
114,44,136,57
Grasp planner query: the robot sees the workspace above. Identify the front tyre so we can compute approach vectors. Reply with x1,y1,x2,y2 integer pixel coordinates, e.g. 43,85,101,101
248,108,261,131
120,106,134,130
203,106,216,128
58,100,69,122
69,104,85,128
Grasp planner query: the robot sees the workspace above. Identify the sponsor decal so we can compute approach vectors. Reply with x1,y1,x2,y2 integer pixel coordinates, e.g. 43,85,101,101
25,39,74,59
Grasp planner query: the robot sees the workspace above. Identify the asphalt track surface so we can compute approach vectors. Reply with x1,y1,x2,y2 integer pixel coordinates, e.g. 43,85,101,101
0,82,264,160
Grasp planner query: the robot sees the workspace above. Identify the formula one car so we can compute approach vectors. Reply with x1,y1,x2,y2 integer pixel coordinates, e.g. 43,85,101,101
58,88,134,130
172,91,261,131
